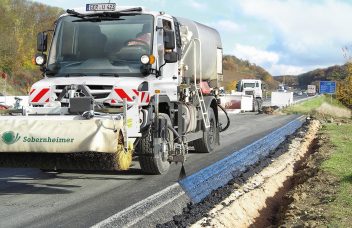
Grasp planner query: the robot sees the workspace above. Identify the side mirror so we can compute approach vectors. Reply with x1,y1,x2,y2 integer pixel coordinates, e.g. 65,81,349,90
164,52,177,63
163,29,175,50
37,32,48,52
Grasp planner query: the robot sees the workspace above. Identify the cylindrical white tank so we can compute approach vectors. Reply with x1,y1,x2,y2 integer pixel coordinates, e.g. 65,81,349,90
176,17,222,86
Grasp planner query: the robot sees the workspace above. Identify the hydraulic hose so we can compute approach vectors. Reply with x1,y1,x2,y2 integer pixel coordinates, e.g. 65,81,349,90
168,125,183,143
218,104,230,132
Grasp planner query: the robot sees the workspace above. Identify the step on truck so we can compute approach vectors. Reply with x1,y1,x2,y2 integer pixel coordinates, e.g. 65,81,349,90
0,3,229,174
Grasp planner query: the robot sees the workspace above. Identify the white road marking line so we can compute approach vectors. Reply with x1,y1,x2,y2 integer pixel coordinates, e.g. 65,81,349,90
92,183,185,228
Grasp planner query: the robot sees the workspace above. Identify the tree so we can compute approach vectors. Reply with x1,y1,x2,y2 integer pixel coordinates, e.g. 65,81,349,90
335,47,352,108
225,80,237,92
336,62,352,108
0,0,63,94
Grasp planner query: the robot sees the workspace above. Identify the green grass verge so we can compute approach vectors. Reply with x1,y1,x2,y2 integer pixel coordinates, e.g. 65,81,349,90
321,123,352,227
284,95,345,115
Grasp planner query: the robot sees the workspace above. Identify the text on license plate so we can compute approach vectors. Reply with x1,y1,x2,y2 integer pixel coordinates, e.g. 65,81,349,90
86,3,116,11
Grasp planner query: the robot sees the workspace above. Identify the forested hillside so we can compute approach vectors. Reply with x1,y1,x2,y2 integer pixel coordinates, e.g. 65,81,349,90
222,55,279,91
297,64,348,88
276,64,352,108
275,64,349,89
0,0,63,95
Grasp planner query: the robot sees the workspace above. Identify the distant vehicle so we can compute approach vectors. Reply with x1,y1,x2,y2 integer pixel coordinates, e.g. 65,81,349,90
277,84,287,92
297,91,303,96
307,85,316,96
237,79,263,112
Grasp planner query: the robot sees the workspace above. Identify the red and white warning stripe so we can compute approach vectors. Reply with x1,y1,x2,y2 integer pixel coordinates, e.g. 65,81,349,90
113,88,137,102
139,91,150,105
109,88,150,106
29,87,51,104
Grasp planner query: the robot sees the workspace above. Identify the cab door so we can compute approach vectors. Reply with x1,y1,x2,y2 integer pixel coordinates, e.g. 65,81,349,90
153,17,178,102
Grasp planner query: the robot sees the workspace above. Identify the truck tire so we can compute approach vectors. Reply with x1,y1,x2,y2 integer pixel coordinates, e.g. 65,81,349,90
138,113,173,174
252,98,259,112
257,98,263,113
193,108,217,153
253,98,262,113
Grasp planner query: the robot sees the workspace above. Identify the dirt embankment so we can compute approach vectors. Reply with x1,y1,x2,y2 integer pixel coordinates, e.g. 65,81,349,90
265,128,339,227
190,120,321,228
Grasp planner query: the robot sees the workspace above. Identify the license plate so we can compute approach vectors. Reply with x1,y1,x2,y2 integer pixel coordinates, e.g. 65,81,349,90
86,3,116,11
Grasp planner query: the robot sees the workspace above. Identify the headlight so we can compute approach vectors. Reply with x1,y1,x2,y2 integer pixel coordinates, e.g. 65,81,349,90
140,55,150,65
34,53,47,66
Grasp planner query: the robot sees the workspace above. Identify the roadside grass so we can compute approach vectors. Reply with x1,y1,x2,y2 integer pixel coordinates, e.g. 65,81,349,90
284,95,349,117
286,95,351,226
321,123,352,227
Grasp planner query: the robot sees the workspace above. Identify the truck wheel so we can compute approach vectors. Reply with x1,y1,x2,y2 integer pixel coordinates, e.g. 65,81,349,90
252,98,259,112
138,113,173,174
257,98,263,113
193,108,217,153
253,98,262,113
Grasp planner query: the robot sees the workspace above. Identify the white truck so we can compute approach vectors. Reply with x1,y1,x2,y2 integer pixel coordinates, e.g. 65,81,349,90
236,79,263,112
0,4,229,174
307,85,316,96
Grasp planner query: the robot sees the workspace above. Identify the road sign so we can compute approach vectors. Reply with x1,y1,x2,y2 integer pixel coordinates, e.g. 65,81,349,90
319,81,336,94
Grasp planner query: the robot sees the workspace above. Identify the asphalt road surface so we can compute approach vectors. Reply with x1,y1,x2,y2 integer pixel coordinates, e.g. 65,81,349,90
0,113,299,228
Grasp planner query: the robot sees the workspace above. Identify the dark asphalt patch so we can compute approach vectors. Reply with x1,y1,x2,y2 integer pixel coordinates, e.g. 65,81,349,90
157,119,312,228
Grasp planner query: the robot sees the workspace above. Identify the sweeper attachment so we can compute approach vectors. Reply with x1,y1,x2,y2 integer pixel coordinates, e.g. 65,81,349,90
0,84,137,171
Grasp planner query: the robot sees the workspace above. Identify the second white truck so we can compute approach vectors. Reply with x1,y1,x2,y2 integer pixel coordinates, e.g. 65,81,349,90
237,79,263,112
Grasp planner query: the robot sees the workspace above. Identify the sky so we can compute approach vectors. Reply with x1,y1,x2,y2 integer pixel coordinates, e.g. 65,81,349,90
33,0,352,76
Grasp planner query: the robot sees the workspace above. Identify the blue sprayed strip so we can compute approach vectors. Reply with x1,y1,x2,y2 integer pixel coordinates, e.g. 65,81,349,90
179,116,305,203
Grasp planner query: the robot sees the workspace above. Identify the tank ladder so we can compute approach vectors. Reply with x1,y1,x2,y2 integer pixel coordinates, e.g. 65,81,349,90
195,85,210,129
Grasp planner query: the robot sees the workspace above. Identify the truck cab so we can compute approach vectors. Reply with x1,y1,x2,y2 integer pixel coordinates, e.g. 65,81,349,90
34,7,179,107
237,79,263,112
237,79,263,99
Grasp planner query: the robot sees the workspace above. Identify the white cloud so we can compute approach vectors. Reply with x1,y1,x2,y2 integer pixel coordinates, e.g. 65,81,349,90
210,20,240,33
233,44,279,65
189,0,208,10
239,0,352,55
269,64,305,76
232,44,326,75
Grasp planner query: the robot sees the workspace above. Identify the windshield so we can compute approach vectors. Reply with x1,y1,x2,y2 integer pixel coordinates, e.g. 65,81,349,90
243,83,255,88
47,14,154,77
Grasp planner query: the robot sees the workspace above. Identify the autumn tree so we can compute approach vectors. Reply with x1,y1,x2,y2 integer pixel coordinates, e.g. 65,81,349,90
335,46,352,108
0,0,63,94
225,80,237,92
